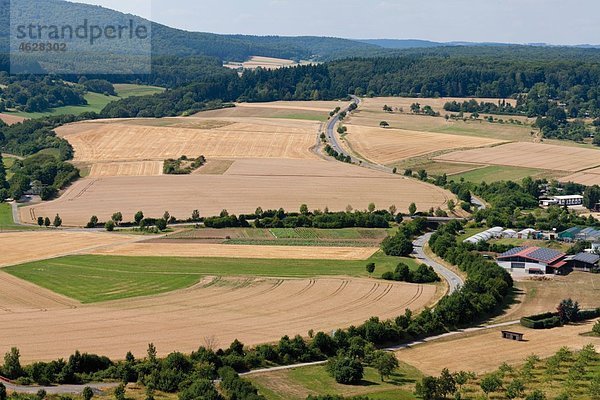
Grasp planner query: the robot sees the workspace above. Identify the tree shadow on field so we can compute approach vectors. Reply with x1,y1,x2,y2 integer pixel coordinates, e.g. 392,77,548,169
481,286,524,325
356,372,415,387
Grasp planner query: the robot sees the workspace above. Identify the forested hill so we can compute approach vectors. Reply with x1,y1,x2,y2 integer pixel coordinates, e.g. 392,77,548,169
0,0,383,62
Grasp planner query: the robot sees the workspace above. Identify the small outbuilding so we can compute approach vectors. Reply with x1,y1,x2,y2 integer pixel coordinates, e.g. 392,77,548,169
501,331,525,341
569,252,600,272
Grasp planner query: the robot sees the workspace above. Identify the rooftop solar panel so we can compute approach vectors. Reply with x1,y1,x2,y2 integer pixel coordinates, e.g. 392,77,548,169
498,246,528,258
573,253,600,264
528,247,564,263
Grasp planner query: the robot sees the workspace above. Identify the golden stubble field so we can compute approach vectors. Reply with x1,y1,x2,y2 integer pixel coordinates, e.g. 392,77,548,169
21,158,455,226
57,117,321,166
338,97,538,167
89,242,378,260
340,124,504,165
0,113,26,125
0,275,435,362
561,166,600,186
435,142,600,172
0,231,140,267
398,321,600,375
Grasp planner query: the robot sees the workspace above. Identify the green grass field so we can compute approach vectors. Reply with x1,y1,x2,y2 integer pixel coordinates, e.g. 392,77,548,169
270,228,387,240
2,155,17,179
248,363,421,400
449,165,548,184
168,227,388,247
5,252,421,303
6,84,164,118
113,84,164,98
0,203,38,231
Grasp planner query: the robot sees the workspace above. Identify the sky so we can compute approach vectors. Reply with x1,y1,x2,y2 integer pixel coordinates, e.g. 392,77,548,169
74,0,599,45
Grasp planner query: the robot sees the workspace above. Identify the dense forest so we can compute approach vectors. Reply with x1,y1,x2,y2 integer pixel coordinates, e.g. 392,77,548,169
0,75,86,112
99,49,600,123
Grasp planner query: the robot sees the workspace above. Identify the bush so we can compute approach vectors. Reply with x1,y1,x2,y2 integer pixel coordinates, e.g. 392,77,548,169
326,357,364,385
521,312,562,329
381,235,413,257
104,220,115,232
593,321,600,336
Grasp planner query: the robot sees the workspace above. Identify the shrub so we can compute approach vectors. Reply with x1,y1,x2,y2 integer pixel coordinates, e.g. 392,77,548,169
326,357,364,385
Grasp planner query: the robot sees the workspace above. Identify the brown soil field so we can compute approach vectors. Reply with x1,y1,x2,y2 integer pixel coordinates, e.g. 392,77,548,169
88,161,164,177
341,124,504,165
88,242,378,260
398,320,600,375
20,158,455,226
0,113,26,125
0,276,435,362
561,166,600,186
0,231,139,267
56,118,320,165
435,142,600,172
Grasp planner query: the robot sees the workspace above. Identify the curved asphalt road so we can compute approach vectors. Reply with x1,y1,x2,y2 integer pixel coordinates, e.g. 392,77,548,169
326,96,392,174
413,232,464,294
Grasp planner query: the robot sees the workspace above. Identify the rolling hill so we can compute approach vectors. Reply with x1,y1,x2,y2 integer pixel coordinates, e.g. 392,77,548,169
0,0,384,62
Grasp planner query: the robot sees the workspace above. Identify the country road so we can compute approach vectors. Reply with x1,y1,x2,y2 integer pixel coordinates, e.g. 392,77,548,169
0,378,118,395
326,95,393,174
413,232,464,294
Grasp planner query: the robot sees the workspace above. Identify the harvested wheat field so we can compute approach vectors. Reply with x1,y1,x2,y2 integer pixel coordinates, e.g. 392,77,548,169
194,101,346,120
235,101,347,113
88,161,164,177
0,113,26,125
0,276,435,362
399,320,600,375
348,97,536,142
0,231,139,267
361,97,517,112
341,125,504,165
494,272,600,324
436,142,600,172
89,242,378,260
561,167,600,186
57,118,320,164
21,158,454,226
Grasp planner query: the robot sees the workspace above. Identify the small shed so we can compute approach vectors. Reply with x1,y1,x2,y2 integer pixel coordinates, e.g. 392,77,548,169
501,331,525,341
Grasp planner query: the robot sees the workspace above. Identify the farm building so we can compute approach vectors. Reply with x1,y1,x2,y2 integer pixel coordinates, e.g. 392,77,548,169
463,227,535,244
568,253,599,272
497,246,569,275
558,227,600,242
539,195,584,208
517,228,539,239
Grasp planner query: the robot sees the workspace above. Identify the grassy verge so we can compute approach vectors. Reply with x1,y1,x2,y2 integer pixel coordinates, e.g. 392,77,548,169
0,203,38,231
247,363,421,400
5,252,421,303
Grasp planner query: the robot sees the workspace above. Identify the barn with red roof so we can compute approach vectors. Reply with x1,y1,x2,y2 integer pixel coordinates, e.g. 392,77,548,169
496,246,569,275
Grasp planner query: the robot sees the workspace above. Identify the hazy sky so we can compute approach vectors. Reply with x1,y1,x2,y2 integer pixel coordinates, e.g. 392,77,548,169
74,0,599,45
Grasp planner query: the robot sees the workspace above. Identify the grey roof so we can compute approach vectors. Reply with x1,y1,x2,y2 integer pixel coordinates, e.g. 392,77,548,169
528,247,564,263
573,253,600,265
